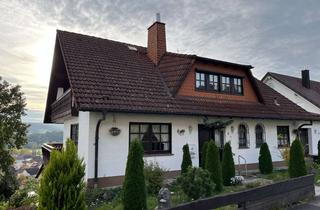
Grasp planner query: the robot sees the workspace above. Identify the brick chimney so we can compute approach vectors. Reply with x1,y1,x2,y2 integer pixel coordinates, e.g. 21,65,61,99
301,69,310,88
147,13,166,64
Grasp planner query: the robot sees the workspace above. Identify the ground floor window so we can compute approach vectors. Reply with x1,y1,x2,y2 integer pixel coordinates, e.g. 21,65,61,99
255,124,265,148
277,126,290,148
239,124,249,148
70,124,79,146
129,123,171,154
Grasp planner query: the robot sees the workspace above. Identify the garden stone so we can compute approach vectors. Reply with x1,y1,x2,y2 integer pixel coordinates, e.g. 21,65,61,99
156,187,171,209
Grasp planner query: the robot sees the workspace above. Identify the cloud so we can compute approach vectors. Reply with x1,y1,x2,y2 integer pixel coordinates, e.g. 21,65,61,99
1,0,320,122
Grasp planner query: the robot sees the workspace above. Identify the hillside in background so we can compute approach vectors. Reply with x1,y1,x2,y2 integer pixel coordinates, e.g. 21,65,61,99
26,123,63,148
27,123,63,134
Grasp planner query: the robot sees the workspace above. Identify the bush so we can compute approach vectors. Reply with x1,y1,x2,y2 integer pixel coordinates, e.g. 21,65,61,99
205,140,223,191
38,139,87,209
0,167,18,200
201,141,209,168
222,143,235,186
230,176,244,186
123,140,147,210
279,147,290,166
181,144,192,174
144,161,167,195
178,167,213,200
85,187,122,208
289,138,307,178
259,143,273,174
8,178,38,208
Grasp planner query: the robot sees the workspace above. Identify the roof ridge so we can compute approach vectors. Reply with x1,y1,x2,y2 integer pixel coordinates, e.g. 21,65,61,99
268,71,320,84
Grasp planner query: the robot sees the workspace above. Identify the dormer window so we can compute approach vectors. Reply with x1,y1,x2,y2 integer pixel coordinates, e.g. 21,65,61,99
195,70,243,95
196,72,205,89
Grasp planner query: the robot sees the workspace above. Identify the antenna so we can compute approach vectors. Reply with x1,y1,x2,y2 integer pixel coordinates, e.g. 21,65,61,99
156,13,161,22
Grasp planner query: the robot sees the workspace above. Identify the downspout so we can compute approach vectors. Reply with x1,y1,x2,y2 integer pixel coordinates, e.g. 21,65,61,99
94,112,106,187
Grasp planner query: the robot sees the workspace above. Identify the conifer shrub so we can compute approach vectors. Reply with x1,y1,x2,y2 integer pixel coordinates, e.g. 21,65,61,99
178,167,213,200
205,140,223,191
289,138,307,178
222,142,235,186
259,142,273,174
201,141,209,169
123,140,147,210
181,144,192,174
144,161,167,195
38,139,87,210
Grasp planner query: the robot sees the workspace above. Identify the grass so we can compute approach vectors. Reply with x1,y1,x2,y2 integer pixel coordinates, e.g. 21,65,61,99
257,169,289,182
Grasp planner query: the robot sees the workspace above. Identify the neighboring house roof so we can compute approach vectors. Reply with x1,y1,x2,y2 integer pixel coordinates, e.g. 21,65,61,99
44,30,320,121
264,72,320,109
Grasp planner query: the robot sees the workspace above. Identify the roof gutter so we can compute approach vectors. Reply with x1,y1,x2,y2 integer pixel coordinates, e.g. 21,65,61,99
94,112,106,187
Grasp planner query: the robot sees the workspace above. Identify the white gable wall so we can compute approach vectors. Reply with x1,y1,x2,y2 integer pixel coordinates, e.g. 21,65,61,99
63,112,307,179
263,75,320,155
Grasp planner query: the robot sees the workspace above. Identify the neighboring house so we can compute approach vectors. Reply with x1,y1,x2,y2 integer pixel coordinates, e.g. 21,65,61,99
262,70,320,156
43,17,319,188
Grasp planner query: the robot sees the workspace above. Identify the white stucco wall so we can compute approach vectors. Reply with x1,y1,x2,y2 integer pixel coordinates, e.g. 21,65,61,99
63,112,309,179
263,75,320,155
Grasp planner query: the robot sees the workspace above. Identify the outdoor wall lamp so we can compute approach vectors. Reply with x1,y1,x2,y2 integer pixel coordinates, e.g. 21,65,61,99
177,129,185,136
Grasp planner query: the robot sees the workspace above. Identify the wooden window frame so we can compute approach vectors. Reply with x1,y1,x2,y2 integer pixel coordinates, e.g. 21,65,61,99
239,124,249,149
277,126,290,148
70,124,79,145
255,124,265,148
129,122,172,155
195,69,243,96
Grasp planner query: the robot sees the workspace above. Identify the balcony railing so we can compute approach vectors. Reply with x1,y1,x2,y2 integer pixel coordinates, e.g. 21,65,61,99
36,142,63,178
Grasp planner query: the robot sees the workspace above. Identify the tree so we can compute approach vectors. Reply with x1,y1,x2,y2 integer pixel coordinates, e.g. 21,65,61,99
258,143,273,174
205,140,223,191
201,141,209,169
289,138,307,178
123,140,147,210
38,139,87,209
181,144,192,174
222,143,235,186
0,77,28,199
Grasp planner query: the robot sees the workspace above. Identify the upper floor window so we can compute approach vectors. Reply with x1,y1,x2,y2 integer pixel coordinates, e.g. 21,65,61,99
208,74,219,91
221,76,231,92
196,72,205,89
233,78,243,94
70,124,79,146
129,123,172,154
239,124,249,148
195,71,243,95
255,124,265,148
277,126,290,148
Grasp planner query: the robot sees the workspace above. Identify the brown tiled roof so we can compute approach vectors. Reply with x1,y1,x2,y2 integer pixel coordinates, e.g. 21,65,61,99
47,30,320,121
265,72,320,109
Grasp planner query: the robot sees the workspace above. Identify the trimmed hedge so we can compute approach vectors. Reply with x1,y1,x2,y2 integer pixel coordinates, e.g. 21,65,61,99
38,139,86,209
289,138,307,178
123,140,147,210
258,143,273,174
201,141,209,169
205,140,223,191
222,142,235,186
181,144,192,174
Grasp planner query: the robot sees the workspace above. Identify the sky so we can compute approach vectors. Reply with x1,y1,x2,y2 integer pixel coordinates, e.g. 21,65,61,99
0,0,319,122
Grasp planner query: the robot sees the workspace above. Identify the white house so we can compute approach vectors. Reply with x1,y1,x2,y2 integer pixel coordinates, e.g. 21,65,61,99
43,18,320,187
262,71,320,156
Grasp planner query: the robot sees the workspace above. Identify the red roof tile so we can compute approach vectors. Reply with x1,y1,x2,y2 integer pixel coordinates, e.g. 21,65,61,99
44,30,320,121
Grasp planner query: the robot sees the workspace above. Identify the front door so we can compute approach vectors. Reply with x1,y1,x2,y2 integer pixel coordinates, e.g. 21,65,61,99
198,125,215,166
299,128,309,156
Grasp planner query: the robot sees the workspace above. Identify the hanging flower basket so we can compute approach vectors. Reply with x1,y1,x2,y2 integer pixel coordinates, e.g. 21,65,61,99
109,127,121,136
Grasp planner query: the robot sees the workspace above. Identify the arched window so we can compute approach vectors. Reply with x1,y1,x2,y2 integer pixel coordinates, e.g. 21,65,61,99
255,124,265,148
239,124,248,148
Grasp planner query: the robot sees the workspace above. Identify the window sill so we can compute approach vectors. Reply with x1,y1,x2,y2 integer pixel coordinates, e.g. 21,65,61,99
239,147,250,149
144,153,174,157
